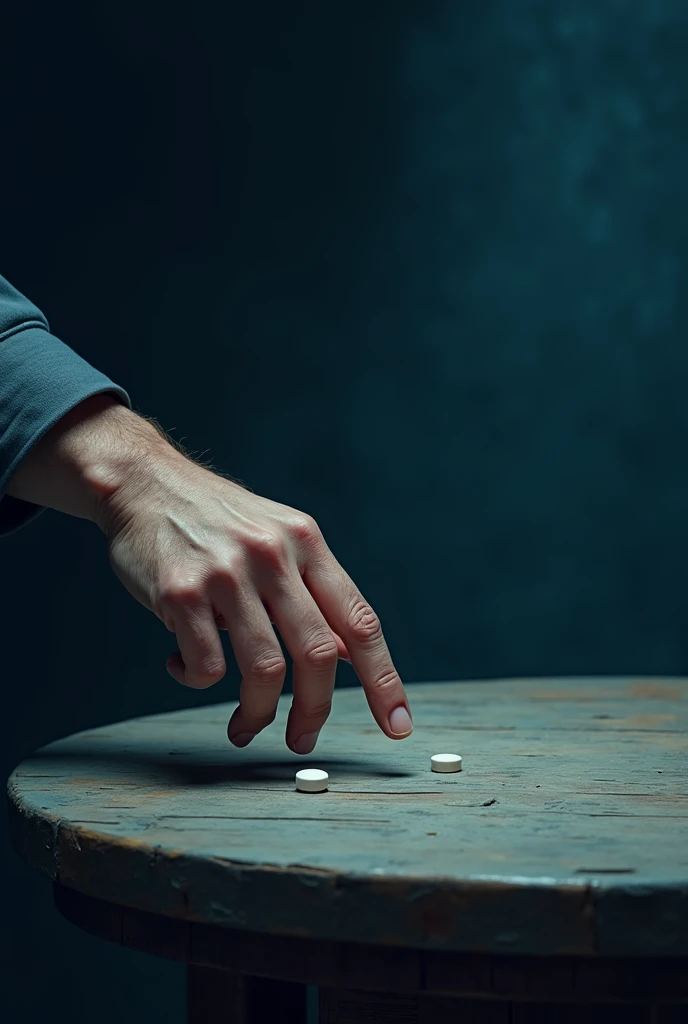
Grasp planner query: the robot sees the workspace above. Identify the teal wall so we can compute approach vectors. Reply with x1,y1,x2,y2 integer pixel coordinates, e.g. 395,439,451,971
3,2,688,1020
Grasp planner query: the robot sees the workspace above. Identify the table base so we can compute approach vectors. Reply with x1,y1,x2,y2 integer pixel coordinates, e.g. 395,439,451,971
55,885,687,1024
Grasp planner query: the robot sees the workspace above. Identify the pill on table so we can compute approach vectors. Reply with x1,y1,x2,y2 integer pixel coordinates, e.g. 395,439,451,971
295,768,329,793
431,753,462,773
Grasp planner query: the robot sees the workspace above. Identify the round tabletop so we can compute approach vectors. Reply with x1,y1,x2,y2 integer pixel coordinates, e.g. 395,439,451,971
8,678,688,958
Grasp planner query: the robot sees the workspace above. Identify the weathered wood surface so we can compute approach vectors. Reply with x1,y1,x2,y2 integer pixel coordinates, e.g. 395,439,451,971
8,678,688,955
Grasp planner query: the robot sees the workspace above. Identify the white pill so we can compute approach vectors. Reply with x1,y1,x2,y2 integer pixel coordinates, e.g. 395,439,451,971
431,753,462,773
295,768,329,793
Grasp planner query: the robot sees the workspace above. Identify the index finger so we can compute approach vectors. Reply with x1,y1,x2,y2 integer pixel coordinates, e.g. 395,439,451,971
302,555,412,739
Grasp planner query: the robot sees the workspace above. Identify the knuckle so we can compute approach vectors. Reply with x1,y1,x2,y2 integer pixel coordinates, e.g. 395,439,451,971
197,658,226,683
302,637,339,668
248,654,287,685
159,579,204,607
294,697,333,721
212,559,246,590
250,530,289,566
372,667,402,694
290,513,322,544
347,599,382,642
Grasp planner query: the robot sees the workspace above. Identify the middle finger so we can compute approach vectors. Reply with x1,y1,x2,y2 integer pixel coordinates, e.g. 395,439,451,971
264,574,340,754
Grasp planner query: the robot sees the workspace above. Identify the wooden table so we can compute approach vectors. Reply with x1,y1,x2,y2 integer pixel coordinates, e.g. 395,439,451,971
7,678,688,1022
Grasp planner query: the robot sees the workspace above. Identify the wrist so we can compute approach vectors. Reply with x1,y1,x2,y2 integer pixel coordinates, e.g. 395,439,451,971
6,394,174,526
79,400,182,532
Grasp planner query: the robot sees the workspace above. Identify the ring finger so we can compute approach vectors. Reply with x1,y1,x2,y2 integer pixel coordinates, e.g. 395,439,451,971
223,586,288,747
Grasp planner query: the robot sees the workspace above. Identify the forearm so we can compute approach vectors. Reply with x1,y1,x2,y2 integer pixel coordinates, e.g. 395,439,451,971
4,394,173,527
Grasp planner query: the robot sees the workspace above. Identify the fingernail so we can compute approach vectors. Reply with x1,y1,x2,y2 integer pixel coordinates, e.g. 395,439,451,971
230,732,256,747
388,705,413,737
293,731,320,755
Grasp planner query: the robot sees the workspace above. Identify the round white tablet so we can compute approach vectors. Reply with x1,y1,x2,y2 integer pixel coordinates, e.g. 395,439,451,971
295,768,329,793
431,753,462,773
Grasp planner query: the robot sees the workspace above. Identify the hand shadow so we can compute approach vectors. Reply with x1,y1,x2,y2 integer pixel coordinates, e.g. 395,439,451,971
24,742,413,787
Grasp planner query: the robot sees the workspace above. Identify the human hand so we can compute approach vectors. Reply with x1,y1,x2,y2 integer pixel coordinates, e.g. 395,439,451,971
99,445,413,754
5,393,412,753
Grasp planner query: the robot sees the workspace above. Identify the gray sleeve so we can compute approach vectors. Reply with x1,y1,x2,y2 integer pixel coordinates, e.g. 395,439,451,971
0,273,132,537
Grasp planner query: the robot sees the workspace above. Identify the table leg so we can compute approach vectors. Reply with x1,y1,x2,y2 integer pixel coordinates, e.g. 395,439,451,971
187,965,307,1023
319,989,419,1023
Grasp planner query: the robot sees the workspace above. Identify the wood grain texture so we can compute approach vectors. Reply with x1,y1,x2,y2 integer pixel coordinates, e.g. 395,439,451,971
8,678,688,955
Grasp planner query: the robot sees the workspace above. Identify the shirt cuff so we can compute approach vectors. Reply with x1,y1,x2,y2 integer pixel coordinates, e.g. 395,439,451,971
0,325,132,537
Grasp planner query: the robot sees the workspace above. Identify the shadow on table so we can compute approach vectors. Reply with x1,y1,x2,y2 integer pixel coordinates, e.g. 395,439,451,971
22,744,414,786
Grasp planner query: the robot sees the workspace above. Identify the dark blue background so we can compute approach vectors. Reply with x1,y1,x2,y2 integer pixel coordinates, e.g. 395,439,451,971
3,2,688,1020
